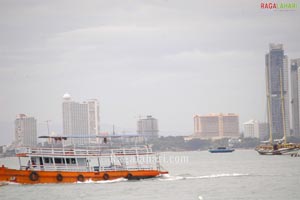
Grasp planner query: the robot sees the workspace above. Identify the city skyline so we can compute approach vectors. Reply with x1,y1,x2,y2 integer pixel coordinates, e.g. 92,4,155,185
1,1,300,145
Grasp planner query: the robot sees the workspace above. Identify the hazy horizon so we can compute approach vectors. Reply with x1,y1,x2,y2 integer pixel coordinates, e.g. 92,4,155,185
1,0,300,145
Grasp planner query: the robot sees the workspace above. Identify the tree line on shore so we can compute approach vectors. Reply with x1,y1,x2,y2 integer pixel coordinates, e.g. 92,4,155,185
148,136,300,152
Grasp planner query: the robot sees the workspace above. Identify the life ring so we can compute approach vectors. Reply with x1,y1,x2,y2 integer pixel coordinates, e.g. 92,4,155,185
29,171,39,181
56,174,63,182
103,173,109,180
126,173,133,180
77,174,84,182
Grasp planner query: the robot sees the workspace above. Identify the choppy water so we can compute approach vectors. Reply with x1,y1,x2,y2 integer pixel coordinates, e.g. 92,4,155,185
1,150,300,200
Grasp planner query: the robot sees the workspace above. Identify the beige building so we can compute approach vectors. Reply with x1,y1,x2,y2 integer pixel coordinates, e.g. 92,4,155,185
193,113,239,139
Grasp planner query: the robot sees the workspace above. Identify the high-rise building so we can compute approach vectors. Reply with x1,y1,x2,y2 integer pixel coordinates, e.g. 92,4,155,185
265,44,290,139
243,120,259,138
258,122,269,140
14,114,37,147
243,120,268,139
62,94,100,145
137,116,159,138
291,59,300,137
87,99,100,143
193,113,239,139
194,114,219,138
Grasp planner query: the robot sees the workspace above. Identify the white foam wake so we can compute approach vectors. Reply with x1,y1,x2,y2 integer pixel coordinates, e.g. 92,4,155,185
158,173,249,181
0,181,19,186
77,177,128,184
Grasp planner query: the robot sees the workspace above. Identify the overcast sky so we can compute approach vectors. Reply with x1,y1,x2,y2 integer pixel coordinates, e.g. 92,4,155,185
1,0,300,145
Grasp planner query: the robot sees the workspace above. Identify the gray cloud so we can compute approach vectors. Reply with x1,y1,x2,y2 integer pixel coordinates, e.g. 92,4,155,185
0,0,300,145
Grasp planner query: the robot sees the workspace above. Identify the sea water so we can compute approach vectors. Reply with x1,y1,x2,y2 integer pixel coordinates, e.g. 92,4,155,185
1,150,300,200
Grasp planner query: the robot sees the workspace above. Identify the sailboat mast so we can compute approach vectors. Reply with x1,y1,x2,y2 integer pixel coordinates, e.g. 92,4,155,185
266,62,273,144
280,70,287,144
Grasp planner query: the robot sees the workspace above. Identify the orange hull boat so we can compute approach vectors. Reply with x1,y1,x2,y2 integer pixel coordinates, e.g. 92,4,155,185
0,136,168,184
0,165,167,184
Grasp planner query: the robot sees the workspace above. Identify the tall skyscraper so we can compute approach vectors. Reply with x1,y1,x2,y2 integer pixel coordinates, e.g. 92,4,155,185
291,58,300,137
265,44,290,139
193,113,239,139
15,114,37,147
137,115,159,138
62,94,100,145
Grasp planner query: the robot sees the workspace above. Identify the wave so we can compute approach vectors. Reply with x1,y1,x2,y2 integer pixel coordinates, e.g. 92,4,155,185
0,181,20,186
158,173,249,181
198,196,204,200
2,173,248,185
77,177,128,184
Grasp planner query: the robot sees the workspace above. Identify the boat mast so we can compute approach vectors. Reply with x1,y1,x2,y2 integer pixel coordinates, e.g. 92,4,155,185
280,70,287,144
266,61,273,144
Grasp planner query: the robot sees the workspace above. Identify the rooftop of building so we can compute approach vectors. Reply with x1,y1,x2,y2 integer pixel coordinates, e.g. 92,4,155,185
269,43,283,50
194,113,239,117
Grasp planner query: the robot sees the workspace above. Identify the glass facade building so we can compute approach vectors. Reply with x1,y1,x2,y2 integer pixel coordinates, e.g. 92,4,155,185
265,44,290,139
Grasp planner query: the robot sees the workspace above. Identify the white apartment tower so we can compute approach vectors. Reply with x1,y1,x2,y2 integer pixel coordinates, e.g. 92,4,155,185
243,120,269,139
87,99,100,143
62,94,100,145
15,114,37,147
243,120,260,138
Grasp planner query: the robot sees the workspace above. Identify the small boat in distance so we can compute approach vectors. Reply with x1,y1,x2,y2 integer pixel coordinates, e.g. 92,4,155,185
209,147,235,153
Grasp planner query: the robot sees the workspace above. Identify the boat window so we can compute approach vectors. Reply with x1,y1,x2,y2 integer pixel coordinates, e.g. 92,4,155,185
44,157,53,164
66,158,76,164
77,158,86,166
31,157,37,165
54,158,65,164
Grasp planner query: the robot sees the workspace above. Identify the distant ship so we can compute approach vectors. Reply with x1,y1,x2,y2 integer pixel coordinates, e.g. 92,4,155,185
0,135,168,184
209,147,235,153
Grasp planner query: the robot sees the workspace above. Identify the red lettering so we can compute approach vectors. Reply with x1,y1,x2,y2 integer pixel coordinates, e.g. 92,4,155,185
261,2,278,9
268,3,273,9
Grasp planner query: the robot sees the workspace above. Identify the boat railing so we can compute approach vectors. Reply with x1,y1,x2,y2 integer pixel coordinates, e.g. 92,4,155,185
21,165,89,172
15,146,153,157
20,162,157,172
